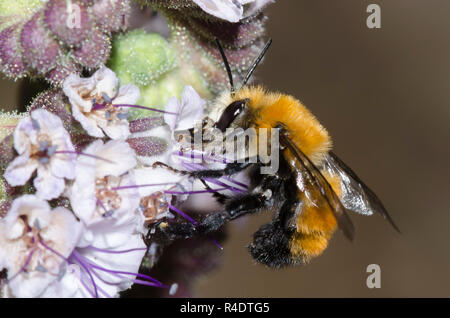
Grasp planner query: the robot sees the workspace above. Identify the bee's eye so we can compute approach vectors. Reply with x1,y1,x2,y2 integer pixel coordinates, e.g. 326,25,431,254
215,99,248,132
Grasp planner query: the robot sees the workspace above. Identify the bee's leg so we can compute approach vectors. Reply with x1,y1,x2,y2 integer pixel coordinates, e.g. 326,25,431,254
149,220,197,244
152,161,252,179
200,179,228,204
211,174,280,222
188,162,253,179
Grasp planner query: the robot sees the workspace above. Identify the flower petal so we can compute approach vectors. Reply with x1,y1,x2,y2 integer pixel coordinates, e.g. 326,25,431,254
99,120,130,140
87,140,137,178
4,154,38,187
93,67,119,99
113,84,140,106
193,0,244,22
163,86,205,134
71,101,105,138
34,166,66,200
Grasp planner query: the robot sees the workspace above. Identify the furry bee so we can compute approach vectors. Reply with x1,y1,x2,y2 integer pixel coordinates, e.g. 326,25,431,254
153,39,399,268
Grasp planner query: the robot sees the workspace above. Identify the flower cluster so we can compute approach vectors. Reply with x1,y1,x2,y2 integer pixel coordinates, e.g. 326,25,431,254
0,0,131,85
0,0,274,298
0,67,207,297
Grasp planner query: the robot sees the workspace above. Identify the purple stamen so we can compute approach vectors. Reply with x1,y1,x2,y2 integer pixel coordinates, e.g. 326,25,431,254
39,240,68,261
204,178,246,194
111,182,178,191
208,236,224,250
113,104,179,116
77,272,98,298
70,251,99,298
7,249,35,282
84,245,148,255
92,103,106,111
180,161,245,194
39,240,163,297
168,204,198,226
96,199,109,214
175,150,232,164
40,241,104,298
54,150,115,163
78,269,112,298
83,259,164,286
164,188,227,195
133,279,168,288
179,155,249,190
222,176,249,189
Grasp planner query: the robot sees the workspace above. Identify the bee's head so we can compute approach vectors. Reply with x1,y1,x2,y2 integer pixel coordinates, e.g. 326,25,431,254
214,98,249,132
213,38,272,131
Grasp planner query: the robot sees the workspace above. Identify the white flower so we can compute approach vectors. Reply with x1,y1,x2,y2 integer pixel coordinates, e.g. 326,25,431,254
4,109,76,200
62,67,140,140
193,0,274,22
135,86,205,167
40,219,147,298
164,86,205,135
131,166,194,224
68,139,140,229
0,195,83,298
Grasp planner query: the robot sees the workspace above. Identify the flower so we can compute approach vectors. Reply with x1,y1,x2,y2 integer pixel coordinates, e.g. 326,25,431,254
4,109,76,200
40,214,148,298
68,139,139,227
193,0,274,22
63,67,140,140
164,86,205,135
132,166,194,224
0,195,83,298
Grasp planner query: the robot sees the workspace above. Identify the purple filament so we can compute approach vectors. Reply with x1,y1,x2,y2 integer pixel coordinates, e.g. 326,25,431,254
84,245,148,255
180,161,245,194
133,279,166,288
222,176,249,189
40,241,105,298
208,236,224,250
168,204,198,226
96,199,109,214
79,269,112,298
70,251,99,298
111,182,178,191
203,178,246,194
92,103,106,111
39,240,164,296
164,188,227,195
112,104,179,116
178,154,249,190
175,150,231,164
83,258,163,287
54,150,115,163
7,249,35,282
77,272,99,298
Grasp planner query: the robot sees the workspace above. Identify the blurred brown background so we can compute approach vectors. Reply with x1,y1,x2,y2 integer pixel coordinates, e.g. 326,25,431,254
2,0,450,297
194,0,450,297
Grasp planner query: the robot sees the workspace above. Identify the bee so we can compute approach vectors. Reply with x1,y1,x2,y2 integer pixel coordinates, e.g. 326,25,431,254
153,39,399,268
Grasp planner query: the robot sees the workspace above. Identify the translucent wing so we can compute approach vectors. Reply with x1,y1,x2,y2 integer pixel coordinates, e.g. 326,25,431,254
280,135,355,241
322,152,400,233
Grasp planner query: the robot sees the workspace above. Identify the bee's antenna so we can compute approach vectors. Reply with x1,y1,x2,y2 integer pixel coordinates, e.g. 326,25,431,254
215,38,235,93
242,38,272,88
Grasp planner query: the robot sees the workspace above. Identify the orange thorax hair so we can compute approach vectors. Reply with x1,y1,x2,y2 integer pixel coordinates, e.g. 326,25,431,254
232,86,332,165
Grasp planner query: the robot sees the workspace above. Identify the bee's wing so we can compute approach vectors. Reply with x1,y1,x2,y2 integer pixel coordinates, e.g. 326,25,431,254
322,152,400,233
280,135,355,241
